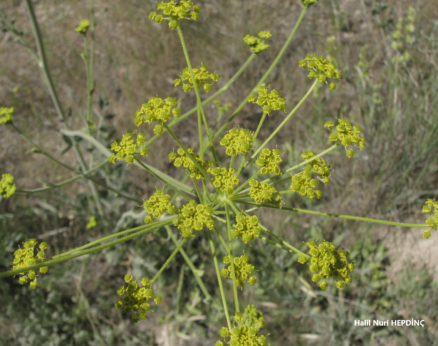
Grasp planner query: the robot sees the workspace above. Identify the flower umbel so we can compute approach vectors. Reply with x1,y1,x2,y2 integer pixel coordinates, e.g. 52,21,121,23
174,62,220,93
324,118,366,158
422,199,438,238
299,54,341,90
172,200,215,238
86,216,97,229
169,148,213,180
12,239,49,289
75,19,90,35
142,188,177,224
248,86,287,115
243,30,272,54
220,128,254,156
115,275,162,323
0,107,13,125
0,173,16,198
221,254,257,287
134,96,181,134
108,132,148,165
255,148,282,175
207,167,240,194
298,240,355,289
249,179,282,205
149,0,201,25
231,214,262,244
216,305,268,346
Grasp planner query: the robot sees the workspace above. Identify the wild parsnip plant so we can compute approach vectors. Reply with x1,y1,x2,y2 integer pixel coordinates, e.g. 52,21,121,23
0,0,436,344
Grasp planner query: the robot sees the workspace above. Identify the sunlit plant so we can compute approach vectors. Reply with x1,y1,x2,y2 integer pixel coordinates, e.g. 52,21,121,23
0,0,435,344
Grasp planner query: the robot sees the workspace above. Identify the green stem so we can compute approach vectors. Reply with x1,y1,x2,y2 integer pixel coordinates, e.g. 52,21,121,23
150,238,187,284
166,226,222,312
212,6,308,142
225,203,240,313
11,124,139,202
15,160,105,194
134,157,191,201
48,218,174,261
208,229,232,330
0,9,39,61
144,52,257,148
24,0,106,223
1,218,174,279
60,128,195,196
245,79,319,169
232,200,429,228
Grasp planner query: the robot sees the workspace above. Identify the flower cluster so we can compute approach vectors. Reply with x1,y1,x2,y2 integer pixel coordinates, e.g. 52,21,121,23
172,200,215,238
243,31,272,54
115,274,162,323
174,63,220,93
0,107,13,125
299,54,341,90
12,239,48,289
149,0,200,26
221,254,257,287
301,150,333,184
249,179,282,205
0,173,16,198
169,148,213,179
324,118,366,158
248,86,287,115
207,167,239,194
75,19,90,35
86,216,97,229
255,148,282,175
142,188,177,224
216,305,268,346
290,166,323,199
220,128,254,156
298,240,355,290
422,199,438,238
108,132,148,164
134,96,181,135
231,214,262,244
302,0,318,7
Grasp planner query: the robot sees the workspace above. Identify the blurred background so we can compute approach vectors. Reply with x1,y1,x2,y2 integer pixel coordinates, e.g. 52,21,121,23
0,0,438,345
